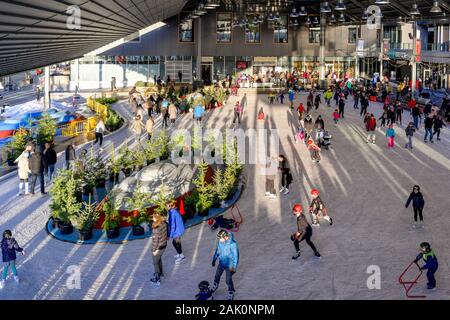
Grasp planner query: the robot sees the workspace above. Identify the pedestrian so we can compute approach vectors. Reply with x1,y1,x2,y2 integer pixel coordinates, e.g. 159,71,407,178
94,119,106,148
167,203,186,264
161,99,169,128
404,122,416,150
423,115,434,143
150,214,168,286
309,189,332,226
168,101,177,125
291,204,321,260
413,242,438,290
0,230,24,289
178,70,183,83
193,104,205,126
307,138,321,163
395,101,403,124
405,185,425,228
65,142,76,170
432,115,446,141
303,114,314,143
294,125,305,143
333,89,340,106
145,116,154,140
411,104,421,129
232,101,243,124
264,157,277,199
42,142,57,182
131,115,144,144
278,155,290,195
130,97,138,115
338,96,345,118
387,107,395,126
210,230,239,301
386,124,396,149
314,94,321,110
14,148,31,196
268,93,275,105
29,148,46,195
297,102,305,121
333,109,340,125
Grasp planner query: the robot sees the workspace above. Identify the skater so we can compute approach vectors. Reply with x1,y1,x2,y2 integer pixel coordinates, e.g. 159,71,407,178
195,281,214,300
306,99,313,114
405,185,425,228
297,102,305,121
423,115,434,143
193,104,204,126
411,104,421,129
314,94,321,110
145,115,154,141
353,91,360,109
294,125,305,144
395,101,403,125
386,124,396,149
288,90,295,109
278,155,291,195
432,115,446,141
405,122,416,149
0,230,24,289
307,138,321,163
333,89,340,106
279,91,285,104
333,109,340,125
309,189,332,226
264,156,277,199
314,115,325,140
210,230,239,301
303,114,314,143
14,147,31,196
360,94,368,116
168,203,186,264
161,99,169,128
168,101,177,125
387,106,396,126
324,88,332,107
268,93,275,105
94,118,106,148
338,96,345,118
232,101,243,124
379,110,388,127
291,204,321,260
150,214,168,286
413,242,438,290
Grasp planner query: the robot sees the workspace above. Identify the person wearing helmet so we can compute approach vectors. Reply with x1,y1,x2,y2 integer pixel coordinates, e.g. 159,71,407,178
1,230,24,289
195,281,214,300
309,189,333,226
413,242,438,290
291,204,320,260
210,230,239,300
307,138,321,163
405,185,425,229
303,114,314,143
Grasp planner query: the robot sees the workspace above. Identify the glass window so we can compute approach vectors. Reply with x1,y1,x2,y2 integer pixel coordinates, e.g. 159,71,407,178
245,14,260,43
348,27,357,43
217,13,232,43
274,15,288,43
308,28,320,44
179,17,194,42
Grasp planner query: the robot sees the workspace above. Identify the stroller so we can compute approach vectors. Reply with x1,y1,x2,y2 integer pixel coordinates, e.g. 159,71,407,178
318,130,333,150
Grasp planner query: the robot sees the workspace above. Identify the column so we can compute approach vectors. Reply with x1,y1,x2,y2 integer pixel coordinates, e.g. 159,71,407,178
355,56,359,80
75,58,80,92
379,24,383,79
44,66,51,110
411,21,417,98
196,18,202,82
319,15,326,89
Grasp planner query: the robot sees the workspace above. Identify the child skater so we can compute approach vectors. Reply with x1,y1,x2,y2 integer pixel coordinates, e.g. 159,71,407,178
0,230,24,289
386,124,396,149
332,109,340,125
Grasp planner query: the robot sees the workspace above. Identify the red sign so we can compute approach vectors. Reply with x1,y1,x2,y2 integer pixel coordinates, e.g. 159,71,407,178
236,61,247,69
415,40,421,62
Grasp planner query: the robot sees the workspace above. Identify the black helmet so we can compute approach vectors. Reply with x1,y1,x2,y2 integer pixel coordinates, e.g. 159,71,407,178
3,230,12,238
413,185,420,192
420,242,431,251
217,229,229,240
198,281,210,291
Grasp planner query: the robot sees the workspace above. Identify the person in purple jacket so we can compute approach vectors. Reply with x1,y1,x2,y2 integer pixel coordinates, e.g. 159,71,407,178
1,230,24,289
167,203,186,264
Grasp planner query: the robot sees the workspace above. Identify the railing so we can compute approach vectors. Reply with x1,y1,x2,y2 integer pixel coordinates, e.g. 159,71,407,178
389,43,413,50
425,42,450,52
55,116,98,138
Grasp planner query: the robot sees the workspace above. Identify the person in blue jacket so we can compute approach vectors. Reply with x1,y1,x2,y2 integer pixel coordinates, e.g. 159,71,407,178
193,104,204,125
1,230,24,289
210,230,239,300
167,204,186,264
405,185,425,228
414,242,438,290
288,90,295,109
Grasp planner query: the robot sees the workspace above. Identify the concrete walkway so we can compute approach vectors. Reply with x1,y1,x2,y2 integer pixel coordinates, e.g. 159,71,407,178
0,92,448,300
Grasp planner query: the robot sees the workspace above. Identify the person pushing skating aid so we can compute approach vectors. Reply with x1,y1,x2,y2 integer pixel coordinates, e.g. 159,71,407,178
291,204,321,260
414,242,438,290
309,189,333,226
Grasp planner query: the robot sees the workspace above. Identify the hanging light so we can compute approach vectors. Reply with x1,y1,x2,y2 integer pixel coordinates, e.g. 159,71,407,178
299,6,308,16
313,16,319,24
335,0,346,11
290,8,299,18
410,3,420,16
321,2,332,14
329,14,336,23
204,0,220,9
439,12,448,21
232,18,240,28
430,1,442,13
289,19,299,27
195,4,207,16
338,13,345,22
305,16,311,26
267,12,275,22
275,12,281,21
374,0,390,5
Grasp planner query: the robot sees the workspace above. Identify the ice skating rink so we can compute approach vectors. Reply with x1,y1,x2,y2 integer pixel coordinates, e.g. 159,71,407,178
0,93,448,300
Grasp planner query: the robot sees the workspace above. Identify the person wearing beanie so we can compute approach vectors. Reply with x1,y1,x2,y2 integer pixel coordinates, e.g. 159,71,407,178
414,242,438,290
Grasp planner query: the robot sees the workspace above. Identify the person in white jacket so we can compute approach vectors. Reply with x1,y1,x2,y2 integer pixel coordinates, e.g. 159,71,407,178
14,147,32,196
94,119,107,148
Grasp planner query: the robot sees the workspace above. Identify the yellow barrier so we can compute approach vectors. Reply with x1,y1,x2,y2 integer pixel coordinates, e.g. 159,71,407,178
86,97,108,121
57,116,99,138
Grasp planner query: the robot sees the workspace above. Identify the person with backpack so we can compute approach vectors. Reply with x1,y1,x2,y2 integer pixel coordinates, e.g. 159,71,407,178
291,204,321,260
210,230,239,300
167,203,186,264
405,122,416,150
232,101,243,124
386,124,396,149
150,214,168,286
405,185,425,228
278,155,290,195
413,242,438,290
0,230,24,289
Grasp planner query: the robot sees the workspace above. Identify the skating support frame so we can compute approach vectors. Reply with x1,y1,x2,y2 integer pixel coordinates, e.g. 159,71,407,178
229,204,243,232
398,261,426,299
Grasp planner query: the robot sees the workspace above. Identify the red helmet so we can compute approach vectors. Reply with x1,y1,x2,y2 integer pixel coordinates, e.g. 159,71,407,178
207,219,215,226
311,189,320,196
307,139,314,145
292,204,303,213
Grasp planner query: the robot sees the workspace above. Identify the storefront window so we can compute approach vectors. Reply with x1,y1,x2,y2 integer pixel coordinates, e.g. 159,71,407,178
274,16,288,43
179,17,194,43
348,27,357,44
308,28,320,44
217,13,232,43
245,15,260,43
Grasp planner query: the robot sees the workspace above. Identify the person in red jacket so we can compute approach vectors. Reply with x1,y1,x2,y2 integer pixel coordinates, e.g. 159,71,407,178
365,113,377,144
297,102,305,121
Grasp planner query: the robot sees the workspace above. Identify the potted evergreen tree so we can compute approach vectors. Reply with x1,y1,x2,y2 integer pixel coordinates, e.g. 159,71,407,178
124,185,151,236
143,138,158,165
109,144,121,183
193,161,213,216
157,130,171,161
102,195,122,239
211,169,227,208
118,146,135,177
71,197,100,241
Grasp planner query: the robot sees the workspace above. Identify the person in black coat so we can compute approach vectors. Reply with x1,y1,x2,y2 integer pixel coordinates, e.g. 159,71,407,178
65,143,76,169
43,142,57,182
150,214,168,286
29,149,46,195
1,230,24,288
432,115,446,141
338,97,345,118
278,155,291,195
405,185,425,228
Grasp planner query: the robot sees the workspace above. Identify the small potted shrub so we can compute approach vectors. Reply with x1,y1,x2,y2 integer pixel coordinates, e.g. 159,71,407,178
118,146,135,177
193,161,213,216
184,191,199,220
153,185,175,219
157,130,171,161
108,144,121,183
132,148,146,171
144,139,158,165
211,169,227,208
71,197,100,241
124,186,151,236
102,195,121,239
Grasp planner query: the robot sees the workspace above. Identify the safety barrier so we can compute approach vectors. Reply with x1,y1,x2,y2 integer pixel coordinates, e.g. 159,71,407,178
56,115,98,138
86,97,108,121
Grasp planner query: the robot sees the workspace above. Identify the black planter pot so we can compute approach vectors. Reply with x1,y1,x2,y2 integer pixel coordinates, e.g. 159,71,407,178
75,192,83,203
122,168,133,177
106,227,120,239
83,187,94,196
109,173,119,183
184,208,195,220
132,225,145,236
59,222,73,235
147,159,156,166
95,179,106,189
79,229,93,241
52,217,61,229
